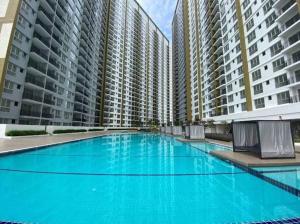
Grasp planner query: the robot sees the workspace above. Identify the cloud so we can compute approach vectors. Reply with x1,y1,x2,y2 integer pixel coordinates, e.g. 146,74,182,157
137,0,176,40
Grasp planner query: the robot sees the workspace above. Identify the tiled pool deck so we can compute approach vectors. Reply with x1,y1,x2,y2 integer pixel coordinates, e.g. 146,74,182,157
0,131,135,155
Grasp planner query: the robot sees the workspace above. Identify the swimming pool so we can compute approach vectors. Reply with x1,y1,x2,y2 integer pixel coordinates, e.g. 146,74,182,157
0,133,300,224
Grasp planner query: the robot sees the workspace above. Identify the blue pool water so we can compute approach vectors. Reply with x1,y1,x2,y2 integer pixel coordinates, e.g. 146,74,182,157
0,133,300,224
255,166,300,191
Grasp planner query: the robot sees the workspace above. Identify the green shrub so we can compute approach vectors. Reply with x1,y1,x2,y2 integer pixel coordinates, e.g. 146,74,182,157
88,129,104,132
53,129,87,134
6,130,47,137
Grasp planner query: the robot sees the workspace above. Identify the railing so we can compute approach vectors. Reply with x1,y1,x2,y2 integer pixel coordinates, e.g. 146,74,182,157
33,32,50,47
25,75,45,88
44,97,55,105
38,6,54,22
47,69,58,80
31,46,48,60
20,109,41,117
23,91,43,102
27,60,47,73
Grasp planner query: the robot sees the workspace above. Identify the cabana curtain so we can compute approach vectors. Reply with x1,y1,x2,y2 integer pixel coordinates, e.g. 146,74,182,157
233,123,258,150
190,125,205,140
259,121,294,158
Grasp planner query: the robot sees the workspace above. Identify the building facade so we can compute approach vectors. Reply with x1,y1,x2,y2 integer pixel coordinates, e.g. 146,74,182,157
173,0,300,123
0,0,171,127
101,0,170,127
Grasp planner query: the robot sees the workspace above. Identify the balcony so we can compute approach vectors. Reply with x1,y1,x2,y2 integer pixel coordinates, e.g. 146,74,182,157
20,109,41,118
25,75,45,88
47,69,58,80
28,59,47,74
43,95,55,105
31,46,48,61
49,57,60,68
45,82,56,92
23,89,43,103
33,32,50,48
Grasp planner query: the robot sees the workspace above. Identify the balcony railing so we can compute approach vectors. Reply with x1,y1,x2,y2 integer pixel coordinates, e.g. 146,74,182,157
25,75,45,88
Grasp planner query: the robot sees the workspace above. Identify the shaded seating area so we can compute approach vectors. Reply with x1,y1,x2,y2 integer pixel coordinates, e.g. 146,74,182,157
232,120,295,159
185,125,205,140
160,126,166,133
172,126,182,136
166,126,172,134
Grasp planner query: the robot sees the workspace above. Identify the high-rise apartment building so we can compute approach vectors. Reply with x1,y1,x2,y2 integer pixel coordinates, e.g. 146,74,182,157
173,0,300,124
101,0,170,127
0,0,171,127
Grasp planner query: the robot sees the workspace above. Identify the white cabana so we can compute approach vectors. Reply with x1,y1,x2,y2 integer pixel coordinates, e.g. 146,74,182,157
187,125,205,140
172,126,183,136
232,121,295,159
166,126,172,134
185,126,190,138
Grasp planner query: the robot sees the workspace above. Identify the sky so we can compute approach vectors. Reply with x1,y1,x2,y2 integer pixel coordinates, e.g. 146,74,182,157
137,0,176,41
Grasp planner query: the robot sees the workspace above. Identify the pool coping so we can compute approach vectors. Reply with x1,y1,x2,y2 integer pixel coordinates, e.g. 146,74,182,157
0,131,139,156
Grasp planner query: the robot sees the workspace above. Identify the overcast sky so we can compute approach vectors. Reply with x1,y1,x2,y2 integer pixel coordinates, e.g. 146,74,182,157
137,0,176,41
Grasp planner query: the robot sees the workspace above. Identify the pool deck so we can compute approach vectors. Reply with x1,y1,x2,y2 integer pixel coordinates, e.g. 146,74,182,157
202,139,300,167
210,150,300,167
0,131,135,155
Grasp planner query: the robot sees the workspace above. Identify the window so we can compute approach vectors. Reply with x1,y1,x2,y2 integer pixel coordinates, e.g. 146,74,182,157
235,33,240,42
288,31,300,46
239,78,244,87
277,91,290,105
249,43,258,55
227,84,233,92
266,12,277,28
226,63,231,72
11,46,20,59
263,0,274,15
0,98,11,112
270,41,283,57
225,54,230,62
246,19,254,31
240,90,246,99
4,80,14,94
255,98,265,109
273,57,286,72
241,102,247,111
228,94,234,102
229,105,235,113
275,73,289,88
224,44,229,52
245,8,252,20
268,26,280,42
238,66,243,75
236,44,241,53
253,83,263,94
243,0,250,9
7,62,17,75
250,56,260,68
252,69,261,81
248,30,256,43
226,73,232,82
